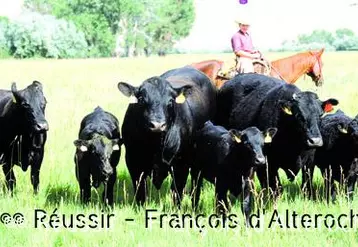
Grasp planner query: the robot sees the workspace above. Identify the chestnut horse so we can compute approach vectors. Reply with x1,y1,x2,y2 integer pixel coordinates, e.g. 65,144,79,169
190,60,224,82
190,49,324,88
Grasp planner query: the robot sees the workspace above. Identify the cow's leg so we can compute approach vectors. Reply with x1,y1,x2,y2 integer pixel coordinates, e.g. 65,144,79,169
347,174,357,202
268,169,282,198
323,167,337,203
331,168,342,203
77,169,91,204
129,167,147,206
191,169,203,210
302,165,315,199
257,165,281,198
330,181,338,203
103,170,117,206
103,151,120,206
300,150,315,199
3,163,16,193
125,146,149,206
347,159,358,202
256,166,268,191
30,149,44,194
242,170,254,225
31,165,41,195
170,165,189,208
322,168,330,202
79,176,91,204
75,155,91,204
215,179,229,214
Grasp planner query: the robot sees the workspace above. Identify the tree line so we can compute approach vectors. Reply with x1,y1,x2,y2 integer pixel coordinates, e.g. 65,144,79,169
274,28,358,52
0,0,195,58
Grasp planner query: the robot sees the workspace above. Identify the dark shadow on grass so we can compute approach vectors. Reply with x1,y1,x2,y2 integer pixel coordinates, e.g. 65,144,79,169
283,180,326,202
114,169,185,210
44,184,79,207
44,169,178,209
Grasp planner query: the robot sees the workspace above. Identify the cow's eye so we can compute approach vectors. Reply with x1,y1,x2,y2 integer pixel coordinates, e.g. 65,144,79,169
168,99,174,108
137,96,145,104
21,102,30,108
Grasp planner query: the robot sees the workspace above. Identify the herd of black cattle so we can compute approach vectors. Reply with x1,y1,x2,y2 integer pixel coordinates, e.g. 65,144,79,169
1,66,358,221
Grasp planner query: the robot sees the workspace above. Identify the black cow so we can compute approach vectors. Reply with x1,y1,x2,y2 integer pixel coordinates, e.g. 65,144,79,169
302,110,358,202
215,73,338,195
191,121,277,222
0,81,48,193
74,106,122,206
118,66,216,205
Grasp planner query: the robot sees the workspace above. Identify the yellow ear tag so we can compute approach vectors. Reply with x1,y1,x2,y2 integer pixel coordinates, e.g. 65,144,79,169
234,135,241,143
12,95,17,103
282,107,292,115
264,133,272,143
129,95,138,104
175,93,186,104
341,128,348,134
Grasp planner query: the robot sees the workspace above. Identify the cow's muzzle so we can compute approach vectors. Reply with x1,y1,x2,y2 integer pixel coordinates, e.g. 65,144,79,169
149,121,167,132
307,137,323,147
34,121,49,132
254,155,266,166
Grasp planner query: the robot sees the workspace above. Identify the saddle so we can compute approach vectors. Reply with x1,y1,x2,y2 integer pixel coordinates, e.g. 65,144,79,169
217,58,271,80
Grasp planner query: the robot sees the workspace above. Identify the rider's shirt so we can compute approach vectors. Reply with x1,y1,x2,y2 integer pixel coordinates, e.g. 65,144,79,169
231,30,254,54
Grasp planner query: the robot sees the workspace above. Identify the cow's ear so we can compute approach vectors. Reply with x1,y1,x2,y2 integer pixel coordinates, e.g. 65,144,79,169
11,82,21,103
354,115,358,122
322,98,339,113
279,100,293,115
229,129,242,143
337,123,348,134
74,140,89,152
118,82,139,104
32,80,42,87
118,82,138,97
174,85,192,104
111,138,121,151
263,127,278,143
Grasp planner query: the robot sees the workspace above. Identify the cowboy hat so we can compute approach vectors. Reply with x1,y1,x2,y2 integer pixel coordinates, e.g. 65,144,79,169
235,16,251,25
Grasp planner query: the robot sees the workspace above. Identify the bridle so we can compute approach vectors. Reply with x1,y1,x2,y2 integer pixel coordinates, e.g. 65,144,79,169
290,52,322,83
307,51,323,81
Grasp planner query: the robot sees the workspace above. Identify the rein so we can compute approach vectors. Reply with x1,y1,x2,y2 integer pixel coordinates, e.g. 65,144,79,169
270,64,288,82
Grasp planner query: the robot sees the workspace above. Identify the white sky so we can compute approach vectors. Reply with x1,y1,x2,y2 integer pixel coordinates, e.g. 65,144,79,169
177,0,358,51
0,0,23,18
0,0,357,51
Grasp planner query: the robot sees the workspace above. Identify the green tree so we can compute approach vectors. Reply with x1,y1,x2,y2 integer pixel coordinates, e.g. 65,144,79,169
115,0,151,56
333,36,358,51
335,28,355,39
24,0,195,57
147,0,195,55
298,29,334,45
25,0,120,56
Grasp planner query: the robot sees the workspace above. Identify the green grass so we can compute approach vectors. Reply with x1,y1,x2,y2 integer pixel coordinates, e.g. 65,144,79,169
1,52,358,246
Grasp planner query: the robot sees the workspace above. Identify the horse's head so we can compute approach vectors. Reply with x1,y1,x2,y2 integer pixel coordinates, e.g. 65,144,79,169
307,48,324,86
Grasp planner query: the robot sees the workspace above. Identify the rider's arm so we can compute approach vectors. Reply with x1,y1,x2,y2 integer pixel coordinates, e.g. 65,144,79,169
235,50,260,59
232,34,260,59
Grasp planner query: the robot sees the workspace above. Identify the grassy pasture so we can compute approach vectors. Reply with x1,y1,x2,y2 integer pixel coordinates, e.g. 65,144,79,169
0,52,358,246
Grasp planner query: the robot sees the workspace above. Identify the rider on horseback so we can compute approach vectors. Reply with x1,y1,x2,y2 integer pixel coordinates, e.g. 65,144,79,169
231,16,263,73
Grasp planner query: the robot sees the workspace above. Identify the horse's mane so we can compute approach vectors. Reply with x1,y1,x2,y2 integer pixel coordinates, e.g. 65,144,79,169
271,51,316,71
